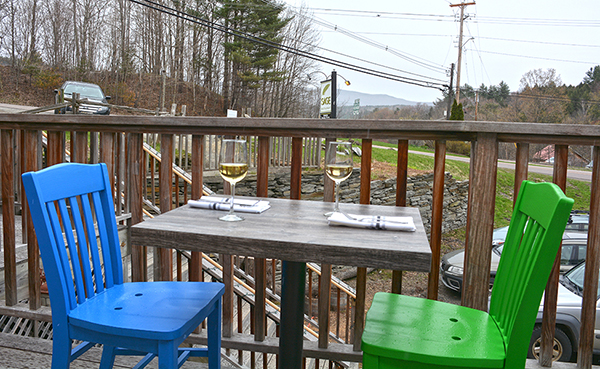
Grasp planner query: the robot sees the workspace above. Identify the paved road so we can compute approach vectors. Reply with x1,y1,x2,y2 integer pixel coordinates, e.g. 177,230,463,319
375,145,592,182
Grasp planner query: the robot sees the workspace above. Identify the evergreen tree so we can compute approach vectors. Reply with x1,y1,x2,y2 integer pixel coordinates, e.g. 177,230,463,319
449,99,464,120
215,0,290,113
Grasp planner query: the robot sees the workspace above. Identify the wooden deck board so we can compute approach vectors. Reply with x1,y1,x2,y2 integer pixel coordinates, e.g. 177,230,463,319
0,332,235,368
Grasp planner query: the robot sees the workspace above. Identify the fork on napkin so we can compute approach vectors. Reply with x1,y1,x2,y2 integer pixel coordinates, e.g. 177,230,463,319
327,212,416,232
188,196,271,213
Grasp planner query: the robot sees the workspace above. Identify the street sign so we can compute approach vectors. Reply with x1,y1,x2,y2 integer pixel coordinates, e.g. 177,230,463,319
353,98,360,116
320,79,332,116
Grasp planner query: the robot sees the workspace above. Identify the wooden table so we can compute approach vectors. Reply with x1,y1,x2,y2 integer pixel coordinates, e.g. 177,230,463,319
131,197,431,369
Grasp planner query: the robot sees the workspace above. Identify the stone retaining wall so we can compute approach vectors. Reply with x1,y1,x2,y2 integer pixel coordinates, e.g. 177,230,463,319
204,169,469,235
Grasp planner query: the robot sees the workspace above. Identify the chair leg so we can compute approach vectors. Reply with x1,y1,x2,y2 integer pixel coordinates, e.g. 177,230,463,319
51,325,72,369
158,341,178,369
99,346,117,369
207,299,222,369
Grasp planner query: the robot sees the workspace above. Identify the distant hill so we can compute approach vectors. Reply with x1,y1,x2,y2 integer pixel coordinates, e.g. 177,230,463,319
337,90,432,107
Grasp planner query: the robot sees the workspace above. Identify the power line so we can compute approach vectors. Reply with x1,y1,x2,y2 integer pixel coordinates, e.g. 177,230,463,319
268,1,448,74
302,7,600,28
471,49,598,65
128,0,448,91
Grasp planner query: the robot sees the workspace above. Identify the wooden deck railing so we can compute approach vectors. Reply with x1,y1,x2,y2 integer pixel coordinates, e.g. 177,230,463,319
0,114,599,368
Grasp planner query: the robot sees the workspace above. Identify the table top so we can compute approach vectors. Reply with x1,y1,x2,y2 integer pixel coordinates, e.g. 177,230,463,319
131,198,431,272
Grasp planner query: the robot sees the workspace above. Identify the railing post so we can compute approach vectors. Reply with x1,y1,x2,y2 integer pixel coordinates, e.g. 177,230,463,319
24,130,40,310
392,139,409,294
352,139,373,350
514,143,529,205
189,135,204,282
2,129,17,306
157,134,173,281
577,146,600,369
462,132,498,311
128,132,146,282
540,144,569,366
359,139,372,204
428,140,446,300
255,136,270,342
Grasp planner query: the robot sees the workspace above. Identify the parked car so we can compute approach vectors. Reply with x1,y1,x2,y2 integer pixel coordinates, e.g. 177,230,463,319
528,260,600,362
441,211,589,293
54,81,111,115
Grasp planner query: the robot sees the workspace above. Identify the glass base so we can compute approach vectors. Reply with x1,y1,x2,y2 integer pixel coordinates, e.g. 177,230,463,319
219,213,244,222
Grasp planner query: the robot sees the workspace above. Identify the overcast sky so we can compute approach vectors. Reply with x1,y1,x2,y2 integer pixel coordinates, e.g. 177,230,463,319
279,0,600,104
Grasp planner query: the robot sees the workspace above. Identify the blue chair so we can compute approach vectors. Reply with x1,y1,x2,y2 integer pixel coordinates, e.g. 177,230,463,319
22,163,224,369
361,180,574,368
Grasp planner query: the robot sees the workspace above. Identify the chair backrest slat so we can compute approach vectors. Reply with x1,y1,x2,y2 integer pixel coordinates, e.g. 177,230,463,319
46,199,79,310
82,193,106,293
22,163,123,316
69,195,96,300
488,180,573,368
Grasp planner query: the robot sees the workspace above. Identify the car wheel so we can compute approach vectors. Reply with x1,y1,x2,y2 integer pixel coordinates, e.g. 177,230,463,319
528,326,573,362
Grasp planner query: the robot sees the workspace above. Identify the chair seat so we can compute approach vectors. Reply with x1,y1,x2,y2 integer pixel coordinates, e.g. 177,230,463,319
68,282,224,341
361,292,506,369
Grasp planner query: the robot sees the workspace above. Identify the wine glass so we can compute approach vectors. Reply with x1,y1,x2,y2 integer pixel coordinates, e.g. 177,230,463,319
218,138,249,222
324,141,353,216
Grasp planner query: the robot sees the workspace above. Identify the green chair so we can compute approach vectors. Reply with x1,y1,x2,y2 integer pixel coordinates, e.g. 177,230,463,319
361,180,574,369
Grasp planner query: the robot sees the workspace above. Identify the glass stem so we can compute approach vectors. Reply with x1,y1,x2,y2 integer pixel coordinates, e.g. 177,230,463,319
229,183,236,216
334,181,340,213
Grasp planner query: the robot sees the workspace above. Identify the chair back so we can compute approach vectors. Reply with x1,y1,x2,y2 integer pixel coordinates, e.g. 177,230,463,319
22,163,123,318
489,180,573,368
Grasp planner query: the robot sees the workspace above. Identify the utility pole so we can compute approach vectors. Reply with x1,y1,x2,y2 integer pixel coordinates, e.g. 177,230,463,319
449,1,475,104
446,63,455,120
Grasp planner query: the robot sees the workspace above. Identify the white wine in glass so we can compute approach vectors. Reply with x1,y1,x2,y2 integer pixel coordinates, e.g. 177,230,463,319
218,139,249,222
325,141,353,216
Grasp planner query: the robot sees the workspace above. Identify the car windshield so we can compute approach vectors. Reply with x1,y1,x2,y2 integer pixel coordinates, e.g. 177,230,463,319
64,84,104,100
562,262,600,298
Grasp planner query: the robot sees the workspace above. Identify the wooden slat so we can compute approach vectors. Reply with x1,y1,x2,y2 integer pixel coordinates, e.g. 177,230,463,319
318,264,332,349
99,132,115,198
428,140,446,300
578,146,600,369
128,133,146,282
395,140,408,207
24,130,40,310
359,139,372,205
323,138,335,202
256,136,269,197
222,254,234,338
290,137,302,200
46,131,62,166
2,129,16,305
462,133,498,311
540,144,569,365
352,267,366,352
254,257,266,341
157,134,173,281
74,131,87,163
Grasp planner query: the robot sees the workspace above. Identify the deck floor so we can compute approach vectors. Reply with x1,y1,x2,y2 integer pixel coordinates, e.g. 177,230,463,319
1,330,599,369
0,332,236,369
